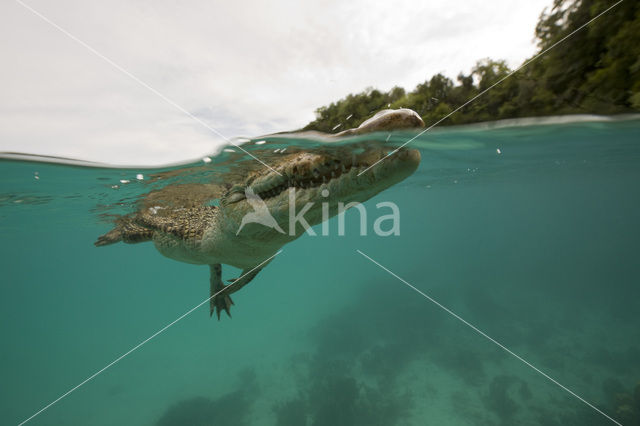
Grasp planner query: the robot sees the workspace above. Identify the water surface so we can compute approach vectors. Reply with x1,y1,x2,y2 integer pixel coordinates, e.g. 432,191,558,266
1,118,639,425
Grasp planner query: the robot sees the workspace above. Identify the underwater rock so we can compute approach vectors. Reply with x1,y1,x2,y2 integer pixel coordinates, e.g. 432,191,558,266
602,377,625,400
271,356,413,426
614,403,635,425
610,380,640,426
156,397,215,426
156,369,258,426
518,382,532,401
483,375,520,425
156,390,252,426
273,398,308,426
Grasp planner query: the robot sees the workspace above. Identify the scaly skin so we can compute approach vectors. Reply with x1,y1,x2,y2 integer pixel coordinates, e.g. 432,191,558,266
95,109,424,319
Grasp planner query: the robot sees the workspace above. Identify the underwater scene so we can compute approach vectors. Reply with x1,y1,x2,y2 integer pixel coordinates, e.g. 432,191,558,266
1,117,640,425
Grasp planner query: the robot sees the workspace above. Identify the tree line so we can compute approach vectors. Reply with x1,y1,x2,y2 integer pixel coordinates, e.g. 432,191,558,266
303,0,640,133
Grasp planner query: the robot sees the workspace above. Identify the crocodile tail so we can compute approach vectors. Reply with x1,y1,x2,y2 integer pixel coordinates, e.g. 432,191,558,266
95,219,154,247
94,228,123,246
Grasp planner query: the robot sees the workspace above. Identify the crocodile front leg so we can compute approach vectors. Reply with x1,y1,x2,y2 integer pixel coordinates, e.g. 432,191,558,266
209,264,234,319
209,264,265,320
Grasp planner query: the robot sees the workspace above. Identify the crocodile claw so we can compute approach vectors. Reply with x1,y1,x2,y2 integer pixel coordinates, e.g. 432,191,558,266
210,286,234,320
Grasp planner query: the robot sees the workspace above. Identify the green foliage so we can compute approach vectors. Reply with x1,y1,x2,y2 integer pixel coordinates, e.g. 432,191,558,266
304,0,640,132
304,87,401,133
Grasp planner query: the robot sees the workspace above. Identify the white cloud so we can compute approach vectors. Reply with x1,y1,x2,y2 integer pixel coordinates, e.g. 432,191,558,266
0,0,551,165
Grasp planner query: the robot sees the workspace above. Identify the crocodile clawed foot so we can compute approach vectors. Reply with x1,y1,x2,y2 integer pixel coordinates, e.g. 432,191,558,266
210,285,235,320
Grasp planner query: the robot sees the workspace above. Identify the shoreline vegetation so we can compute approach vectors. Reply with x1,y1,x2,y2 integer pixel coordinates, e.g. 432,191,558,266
303,0,640,134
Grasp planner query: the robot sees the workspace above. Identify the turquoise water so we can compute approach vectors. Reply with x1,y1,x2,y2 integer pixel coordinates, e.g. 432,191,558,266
1,119,639,425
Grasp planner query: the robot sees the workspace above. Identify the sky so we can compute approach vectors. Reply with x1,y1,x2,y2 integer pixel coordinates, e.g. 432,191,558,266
1,0,552,166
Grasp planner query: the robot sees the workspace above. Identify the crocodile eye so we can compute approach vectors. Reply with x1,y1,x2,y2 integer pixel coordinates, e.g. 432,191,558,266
221,187,246,205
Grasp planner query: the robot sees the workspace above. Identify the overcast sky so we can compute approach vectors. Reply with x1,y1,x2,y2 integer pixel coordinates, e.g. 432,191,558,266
1,0,551,165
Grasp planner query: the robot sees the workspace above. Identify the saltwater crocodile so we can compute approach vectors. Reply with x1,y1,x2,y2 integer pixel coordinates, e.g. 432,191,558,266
95,109,423,319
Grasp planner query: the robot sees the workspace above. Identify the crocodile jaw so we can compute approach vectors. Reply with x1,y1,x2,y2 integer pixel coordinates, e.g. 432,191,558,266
219,147,420,239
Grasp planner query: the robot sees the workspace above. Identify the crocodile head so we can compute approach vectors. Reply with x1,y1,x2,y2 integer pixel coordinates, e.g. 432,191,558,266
219,145,421,240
